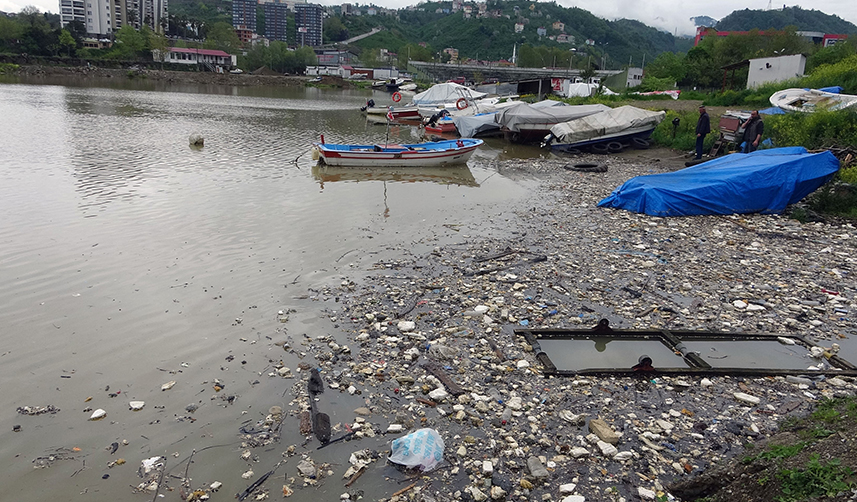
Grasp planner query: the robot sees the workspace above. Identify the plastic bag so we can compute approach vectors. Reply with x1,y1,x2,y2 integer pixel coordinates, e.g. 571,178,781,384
388,428,445,471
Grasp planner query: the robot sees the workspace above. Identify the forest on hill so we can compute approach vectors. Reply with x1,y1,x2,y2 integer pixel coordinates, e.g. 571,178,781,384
332,0,694,70
716,6,857,33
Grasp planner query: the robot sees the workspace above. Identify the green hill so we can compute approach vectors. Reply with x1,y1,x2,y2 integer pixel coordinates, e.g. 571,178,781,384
715,6,857,33
335,0,693,69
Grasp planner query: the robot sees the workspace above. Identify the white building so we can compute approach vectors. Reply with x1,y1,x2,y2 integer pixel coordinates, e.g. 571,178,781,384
60,0,167,36
155,48,237,70
747,54,806,89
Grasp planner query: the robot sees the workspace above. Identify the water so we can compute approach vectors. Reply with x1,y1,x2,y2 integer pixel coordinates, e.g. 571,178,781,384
0,80,540,501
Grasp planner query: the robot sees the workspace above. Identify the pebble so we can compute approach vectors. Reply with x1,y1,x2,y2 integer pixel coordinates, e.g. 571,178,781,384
734,392,761,405
129,401,145,411
527,456,550,479
597,441,618,457
89,409,106,420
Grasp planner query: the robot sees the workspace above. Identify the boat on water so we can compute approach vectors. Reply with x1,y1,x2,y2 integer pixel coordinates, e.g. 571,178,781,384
545,106,665,150
769,88,857,112
364,104,421,121
494,101,612,143
598,147,840,217
312,138,483,167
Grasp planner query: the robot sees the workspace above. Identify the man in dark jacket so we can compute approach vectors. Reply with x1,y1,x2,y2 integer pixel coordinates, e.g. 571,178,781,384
742,110,764,153
695,106,711,159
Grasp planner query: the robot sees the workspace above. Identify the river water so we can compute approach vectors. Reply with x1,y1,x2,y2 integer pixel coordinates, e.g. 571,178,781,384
0,79,546,501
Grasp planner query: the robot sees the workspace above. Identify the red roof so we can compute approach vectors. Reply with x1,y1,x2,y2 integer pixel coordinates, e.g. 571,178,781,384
170,47,232,57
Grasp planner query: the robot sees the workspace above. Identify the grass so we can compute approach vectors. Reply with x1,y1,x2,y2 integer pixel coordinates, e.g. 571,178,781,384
776,455,854,502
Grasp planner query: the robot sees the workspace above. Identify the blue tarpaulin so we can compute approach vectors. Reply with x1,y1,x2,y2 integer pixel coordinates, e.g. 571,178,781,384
819,86,843,94
759,106,786,115
597,147,840,217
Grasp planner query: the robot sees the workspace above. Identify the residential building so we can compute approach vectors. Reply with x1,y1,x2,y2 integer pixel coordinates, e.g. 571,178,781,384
294,3,323,47
514,22,524,33
61,0,166,36
232,0,256,32
536,26,546,37
556,33,574,44
264,3,289,42
443,47,459,61
552,20,564,31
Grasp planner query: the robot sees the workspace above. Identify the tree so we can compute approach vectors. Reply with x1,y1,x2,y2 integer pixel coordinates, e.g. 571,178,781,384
323,16,348,43
59,29,76,57
644,52,685,82
114,25,146,59
203,22,240,54
149,31,169,68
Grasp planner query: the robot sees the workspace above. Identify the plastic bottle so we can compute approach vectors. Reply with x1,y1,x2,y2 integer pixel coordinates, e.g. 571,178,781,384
501,407,512,425
488,387,502,404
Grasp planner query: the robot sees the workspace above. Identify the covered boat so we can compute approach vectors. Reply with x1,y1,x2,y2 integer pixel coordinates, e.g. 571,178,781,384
547,106,665,149
494,101,611,143
453,112,503,138
597,147,840,217
769,88,857,112
412,82,487,107
313,138,483,167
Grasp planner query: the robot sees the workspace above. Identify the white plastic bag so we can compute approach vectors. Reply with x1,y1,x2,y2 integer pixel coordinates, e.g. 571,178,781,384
388,428,445,471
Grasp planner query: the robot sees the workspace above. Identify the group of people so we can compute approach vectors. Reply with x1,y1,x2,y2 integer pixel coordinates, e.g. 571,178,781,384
695,106,764,159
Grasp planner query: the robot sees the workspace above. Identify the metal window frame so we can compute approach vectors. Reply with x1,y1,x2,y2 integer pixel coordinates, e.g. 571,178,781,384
515,319,857,377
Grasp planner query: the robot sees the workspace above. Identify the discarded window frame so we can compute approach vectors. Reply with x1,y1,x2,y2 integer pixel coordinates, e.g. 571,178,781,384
515,319,857,377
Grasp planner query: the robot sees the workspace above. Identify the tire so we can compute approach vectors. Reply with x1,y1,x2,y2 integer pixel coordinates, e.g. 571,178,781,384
591,143,609,155
564,163,607,173
632,137,650,149
607,141,624,153
557,147,582,155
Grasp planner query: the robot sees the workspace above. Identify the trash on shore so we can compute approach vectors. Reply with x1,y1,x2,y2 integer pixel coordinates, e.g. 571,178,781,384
388,428,445,471
89,409,107,420
189,134,204,147
17,405,60,415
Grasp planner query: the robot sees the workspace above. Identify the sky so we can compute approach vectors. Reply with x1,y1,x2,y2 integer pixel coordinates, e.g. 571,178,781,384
2,0,855,38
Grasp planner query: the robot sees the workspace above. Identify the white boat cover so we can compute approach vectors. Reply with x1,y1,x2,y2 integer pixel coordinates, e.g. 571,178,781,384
550,106,665,145
565,83,618,97
494,102,611,132
411,82,487,106
769,88,857,112
453,112,500,138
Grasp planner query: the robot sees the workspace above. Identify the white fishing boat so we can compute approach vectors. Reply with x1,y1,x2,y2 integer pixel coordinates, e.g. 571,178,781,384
769,88,857,112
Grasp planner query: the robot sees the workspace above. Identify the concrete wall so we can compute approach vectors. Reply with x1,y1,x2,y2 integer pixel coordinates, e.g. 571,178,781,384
747,54,806,89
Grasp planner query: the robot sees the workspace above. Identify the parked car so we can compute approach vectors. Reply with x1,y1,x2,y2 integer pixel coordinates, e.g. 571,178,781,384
448,76,466,85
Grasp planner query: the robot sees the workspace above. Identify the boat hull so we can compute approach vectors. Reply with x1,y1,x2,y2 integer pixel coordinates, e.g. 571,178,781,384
365,106,421,121
550,126,656,150
314,139,483,168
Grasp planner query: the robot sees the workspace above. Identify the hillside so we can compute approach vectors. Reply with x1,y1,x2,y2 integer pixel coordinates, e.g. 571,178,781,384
337,0,693,69
716,6,857,33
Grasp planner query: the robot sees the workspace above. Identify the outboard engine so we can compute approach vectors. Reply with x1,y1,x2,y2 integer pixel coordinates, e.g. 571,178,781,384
360,98,376,112
540,133,555,148
425,109,449,128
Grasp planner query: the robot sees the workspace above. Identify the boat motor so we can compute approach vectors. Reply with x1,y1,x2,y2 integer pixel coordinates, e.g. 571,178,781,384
540,133,555,148
360,98,376,112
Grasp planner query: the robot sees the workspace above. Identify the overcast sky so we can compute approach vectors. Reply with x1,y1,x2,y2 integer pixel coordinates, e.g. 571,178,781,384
2,0,854,38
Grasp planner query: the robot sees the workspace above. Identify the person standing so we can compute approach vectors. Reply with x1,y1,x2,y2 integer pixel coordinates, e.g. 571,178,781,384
695,105,710,160
742,110,764,153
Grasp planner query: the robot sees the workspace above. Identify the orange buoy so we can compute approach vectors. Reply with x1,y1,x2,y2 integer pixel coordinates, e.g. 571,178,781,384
392,92,402,102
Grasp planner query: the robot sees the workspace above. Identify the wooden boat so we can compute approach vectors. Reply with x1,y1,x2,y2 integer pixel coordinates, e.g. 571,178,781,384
313,138,483,167
424,117,457,134
769,88,857,112
364,105,421,121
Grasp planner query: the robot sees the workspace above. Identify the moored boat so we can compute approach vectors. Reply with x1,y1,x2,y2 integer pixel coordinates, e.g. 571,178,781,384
312,138,483,167
769,88,857,112
494,101,612,143
546,106,665,150
364,105,421,121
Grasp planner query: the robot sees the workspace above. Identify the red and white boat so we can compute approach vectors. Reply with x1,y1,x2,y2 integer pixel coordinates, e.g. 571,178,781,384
312,138,483,167
364,105,421,121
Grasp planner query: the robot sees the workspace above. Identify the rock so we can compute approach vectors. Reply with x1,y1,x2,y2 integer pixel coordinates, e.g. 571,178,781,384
468,486,488,502
129,401,145,411
597,441,618,457
297,459,316,478
613,451,633,461
700,378,713,387
354,407,371,416
428,388,449,401
569,447,590,458
561,496,585,502
482,460,494,475
734,392,761,405
560,483,577,494
89,409,107,420
558,410,584,424
507,396,523,411
209,481,222,491
397,321,416,332
517,360,530,369
490,486,507,500
457,445,467,456
387,424,403,433
161,381,176,391
277,367,292,377
527,456,549,479
827,377,848,387
588,419,618,445
733,300,747,309
638,487,656,500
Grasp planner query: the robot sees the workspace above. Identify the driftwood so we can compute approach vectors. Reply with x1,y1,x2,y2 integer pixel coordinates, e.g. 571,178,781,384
392,482,418,497
422,360,465,396
236,468,275,501
345,465,366,487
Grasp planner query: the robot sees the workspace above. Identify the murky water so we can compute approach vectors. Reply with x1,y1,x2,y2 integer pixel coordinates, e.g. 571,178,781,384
0,80,542,501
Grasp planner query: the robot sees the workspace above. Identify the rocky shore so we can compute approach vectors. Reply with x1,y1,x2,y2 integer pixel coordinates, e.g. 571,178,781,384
282,152,857,502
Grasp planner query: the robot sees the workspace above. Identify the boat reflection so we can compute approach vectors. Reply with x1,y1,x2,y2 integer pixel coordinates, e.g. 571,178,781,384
312,164,479,188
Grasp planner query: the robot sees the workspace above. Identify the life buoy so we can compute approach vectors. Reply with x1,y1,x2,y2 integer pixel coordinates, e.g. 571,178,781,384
455,98,468,110
392,92,402,102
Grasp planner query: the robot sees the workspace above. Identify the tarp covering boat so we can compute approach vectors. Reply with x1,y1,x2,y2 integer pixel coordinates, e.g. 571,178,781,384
452,112,501,138
411,82,487,106
494,101,611,133
549,106,665,146
597,147,840,217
